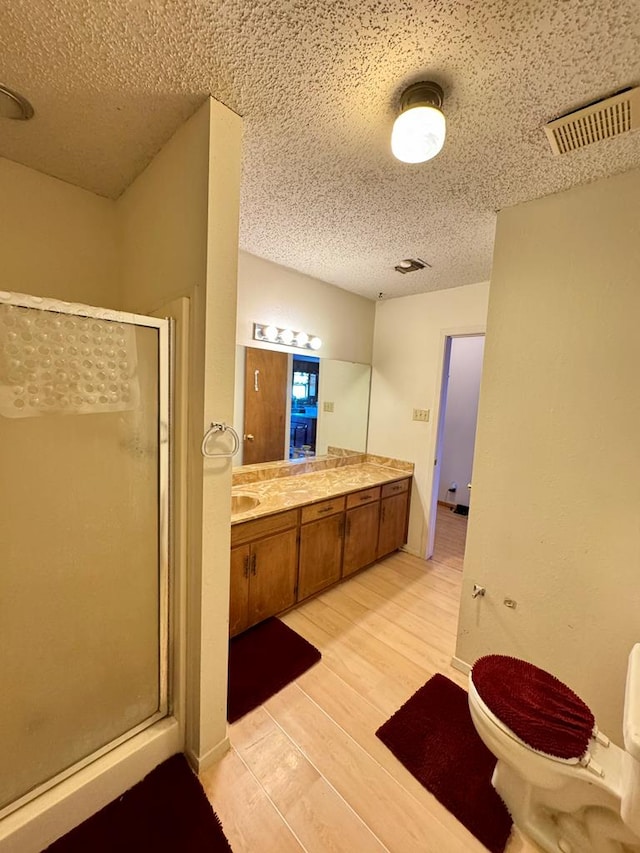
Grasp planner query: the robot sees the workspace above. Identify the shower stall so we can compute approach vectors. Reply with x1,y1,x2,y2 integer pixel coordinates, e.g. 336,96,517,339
0,291,170,817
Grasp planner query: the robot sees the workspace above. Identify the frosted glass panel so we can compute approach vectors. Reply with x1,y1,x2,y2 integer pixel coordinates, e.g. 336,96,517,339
0,303,165,811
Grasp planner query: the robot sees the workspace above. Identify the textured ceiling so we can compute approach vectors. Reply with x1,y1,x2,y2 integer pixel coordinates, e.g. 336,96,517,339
1,1,640,299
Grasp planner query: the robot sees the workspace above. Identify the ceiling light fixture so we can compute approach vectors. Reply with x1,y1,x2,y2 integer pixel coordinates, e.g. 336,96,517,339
391,81,445,164
253,323,322,351
0,83,34,121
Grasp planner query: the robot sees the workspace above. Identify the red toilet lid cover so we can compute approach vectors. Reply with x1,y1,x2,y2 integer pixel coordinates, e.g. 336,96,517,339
472,655,595,760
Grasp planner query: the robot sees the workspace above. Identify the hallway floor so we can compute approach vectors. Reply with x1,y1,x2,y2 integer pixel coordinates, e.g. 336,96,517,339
201,513,535,852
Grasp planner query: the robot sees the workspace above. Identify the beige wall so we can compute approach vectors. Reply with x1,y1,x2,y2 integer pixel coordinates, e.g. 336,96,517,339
0,157,119,307
118,98,243,768
456,167,640,743
367,283,489,555
236,251,376,363
198,99,243,765
117,105,210,315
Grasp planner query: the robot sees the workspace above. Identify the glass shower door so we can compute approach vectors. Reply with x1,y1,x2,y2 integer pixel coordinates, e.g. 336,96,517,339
0,292,169,815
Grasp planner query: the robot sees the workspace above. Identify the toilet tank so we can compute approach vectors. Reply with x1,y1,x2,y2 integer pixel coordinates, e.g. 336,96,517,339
621,644,640,838
624,644,640,760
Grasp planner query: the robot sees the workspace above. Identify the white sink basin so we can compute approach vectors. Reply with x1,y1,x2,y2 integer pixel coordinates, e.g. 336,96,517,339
231,493,260,515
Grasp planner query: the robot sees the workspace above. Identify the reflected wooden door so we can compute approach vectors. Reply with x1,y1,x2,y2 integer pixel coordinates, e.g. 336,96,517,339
243,347,288,464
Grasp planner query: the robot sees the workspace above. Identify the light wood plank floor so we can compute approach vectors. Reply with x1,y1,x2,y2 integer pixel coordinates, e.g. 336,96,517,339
201,508,535,852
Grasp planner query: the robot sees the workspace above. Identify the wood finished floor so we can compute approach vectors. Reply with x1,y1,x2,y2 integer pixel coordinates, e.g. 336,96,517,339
201,508,535,852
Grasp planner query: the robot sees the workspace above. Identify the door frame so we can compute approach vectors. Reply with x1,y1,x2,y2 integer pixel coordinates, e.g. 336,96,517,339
424,326,485,560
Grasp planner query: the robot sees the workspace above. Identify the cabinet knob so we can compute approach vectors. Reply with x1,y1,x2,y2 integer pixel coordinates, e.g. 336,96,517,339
244,433,255,442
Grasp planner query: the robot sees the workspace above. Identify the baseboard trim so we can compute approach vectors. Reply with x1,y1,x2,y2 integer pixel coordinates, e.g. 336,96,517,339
185,736,230,774
400,545,422,558
451,656,471,676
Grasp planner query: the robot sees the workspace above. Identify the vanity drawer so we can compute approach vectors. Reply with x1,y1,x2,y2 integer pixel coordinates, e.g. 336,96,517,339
381,478,410,499
231,508,299,548
346,486,381,509
301,496,345,524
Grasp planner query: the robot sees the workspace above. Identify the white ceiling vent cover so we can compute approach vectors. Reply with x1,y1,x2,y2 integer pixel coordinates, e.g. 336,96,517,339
544,87,640,155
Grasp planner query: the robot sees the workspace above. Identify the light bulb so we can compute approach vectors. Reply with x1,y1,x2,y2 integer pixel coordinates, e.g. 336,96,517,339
264,325,279,342
309,336,322,350
295,331,309,347
279,328,294,345
391,105,446,164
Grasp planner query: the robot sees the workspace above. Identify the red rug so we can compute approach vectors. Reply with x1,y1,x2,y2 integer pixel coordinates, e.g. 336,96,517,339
228,618,321,723
44,753,231,852
376,674,512,853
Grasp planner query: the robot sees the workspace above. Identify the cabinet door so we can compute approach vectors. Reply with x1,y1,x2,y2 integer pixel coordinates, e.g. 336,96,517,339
249,529,298,627
377,492,409,558
298,514,344,601
229,545,250,637
343,503,379,577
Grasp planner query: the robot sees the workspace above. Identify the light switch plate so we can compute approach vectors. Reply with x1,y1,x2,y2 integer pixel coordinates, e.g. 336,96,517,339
323,401,335,413
412,408,430,422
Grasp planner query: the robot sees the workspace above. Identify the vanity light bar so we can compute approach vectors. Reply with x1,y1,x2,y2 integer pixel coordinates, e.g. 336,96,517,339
253,322,322,351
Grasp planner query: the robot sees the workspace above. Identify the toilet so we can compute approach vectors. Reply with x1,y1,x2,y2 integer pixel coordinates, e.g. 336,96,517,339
468,644,640,853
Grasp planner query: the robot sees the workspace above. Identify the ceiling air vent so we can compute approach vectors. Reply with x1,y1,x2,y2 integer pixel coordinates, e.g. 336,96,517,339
544,87,640,155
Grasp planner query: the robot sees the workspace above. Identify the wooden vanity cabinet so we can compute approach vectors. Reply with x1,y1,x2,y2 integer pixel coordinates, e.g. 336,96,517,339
229,476,412,636
343,486,381,577
229,509,299,637
377,479,410,558
298,496,345,601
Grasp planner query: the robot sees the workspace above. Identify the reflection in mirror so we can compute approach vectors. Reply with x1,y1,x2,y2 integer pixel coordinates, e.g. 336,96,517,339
290,354,319,458
233,346,371,467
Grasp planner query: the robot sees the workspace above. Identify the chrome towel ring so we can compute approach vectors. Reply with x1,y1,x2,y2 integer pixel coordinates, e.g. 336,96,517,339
201,422,240,458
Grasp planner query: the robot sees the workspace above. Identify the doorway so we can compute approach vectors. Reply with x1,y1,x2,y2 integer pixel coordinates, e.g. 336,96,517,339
427,334,485,564
289,354,319,458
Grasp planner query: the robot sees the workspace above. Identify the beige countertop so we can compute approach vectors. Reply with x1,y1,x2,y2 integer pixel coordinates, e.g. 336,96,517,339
231,462,412,524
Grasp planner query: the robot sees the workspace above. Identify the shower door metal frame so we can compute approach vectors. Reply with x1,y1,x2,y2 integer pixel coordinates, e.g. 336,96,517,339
0,291,171,819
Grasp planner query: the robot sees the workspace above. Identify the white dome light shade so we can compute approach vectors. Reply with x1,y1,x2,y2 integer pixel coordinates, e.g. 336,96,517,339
264,325,279,341
391,105,446,164
309,336,322,350
295,331,309,347
279,328,294,345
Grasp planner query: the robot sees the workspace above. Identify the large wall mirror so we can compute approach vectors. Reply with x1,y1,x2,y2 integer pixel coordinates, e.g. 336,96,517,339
233,346,371,467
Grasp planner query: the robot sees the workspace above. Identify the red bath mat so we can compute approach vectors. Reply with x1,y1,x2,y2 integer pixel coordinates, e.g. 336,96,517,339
227,617,321,723
44,753,231,852
376,673,512,853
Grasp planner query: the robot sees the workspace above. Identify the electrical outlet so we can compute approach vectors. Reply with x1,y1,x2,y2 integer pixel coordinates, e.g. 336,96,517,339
412,408,430,422
323,401,334,413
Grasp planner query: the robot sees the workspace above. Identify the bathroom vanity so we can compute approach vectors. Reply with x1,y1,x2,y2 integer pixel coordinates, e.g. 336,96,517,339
229,453,412,637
